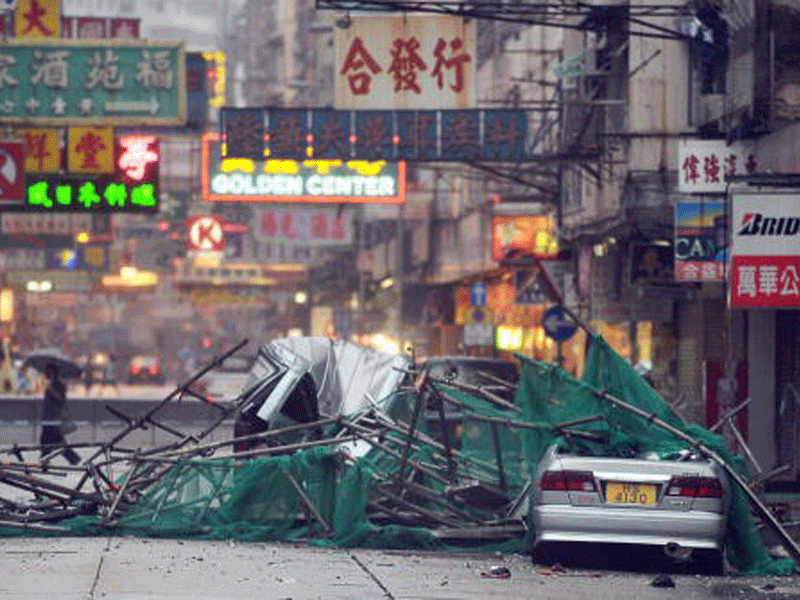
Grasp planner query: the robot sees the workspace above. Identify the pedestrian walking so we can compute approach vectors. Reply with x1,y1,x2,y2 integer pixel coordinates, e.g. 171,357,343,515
40,364,80,465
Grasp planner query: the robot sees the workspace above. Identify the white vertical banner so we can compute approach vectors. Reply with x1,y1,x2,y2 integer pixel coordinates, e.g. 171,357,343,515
334,15,476,110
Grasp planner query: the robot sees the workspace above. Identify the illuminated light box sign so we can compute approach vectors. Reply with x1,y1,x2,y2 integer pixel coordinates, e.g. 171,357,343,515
492,215,558,261
202,133,405,204
24,176,159,212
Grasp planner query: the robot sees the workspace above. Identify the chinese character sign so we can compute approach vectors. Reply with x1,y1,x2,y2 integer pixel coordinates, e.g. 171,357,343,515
0,40,185,125
24,175,158,212
674,202,727,282
678,139,757,193
730,192,800,307
334,15,476,110
67,126,114,174
222,107,529,162
19,127,60,172
258,207,354,246
116,134,159,184
15,0,60,40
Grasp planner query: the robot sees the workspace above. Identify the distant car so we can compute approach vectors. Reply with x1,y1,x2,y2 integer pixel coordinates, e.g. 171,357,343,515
192,355,255,402
127,355,165,385
531,443,730,574
418,356,520,448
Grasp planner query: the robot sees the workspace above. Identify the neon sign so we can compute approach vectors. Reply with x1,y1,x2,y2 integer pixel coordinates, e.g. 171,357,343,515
24,177,159,212
202,133,405,204
118,135,159,182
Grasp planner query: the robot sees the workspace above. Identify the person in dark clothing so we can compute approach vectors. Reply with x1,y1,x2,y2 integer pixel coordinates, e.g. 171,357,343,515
40,364,80,465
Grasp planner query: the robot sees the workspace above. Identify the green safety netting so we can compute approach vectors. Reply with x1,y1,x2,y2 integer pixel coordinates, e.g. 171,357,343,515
4,334,796,575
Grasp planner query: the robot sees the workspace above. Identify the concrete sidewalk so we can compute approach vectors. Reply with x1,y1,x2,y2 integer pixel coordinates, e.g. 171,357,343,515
1,536,800,600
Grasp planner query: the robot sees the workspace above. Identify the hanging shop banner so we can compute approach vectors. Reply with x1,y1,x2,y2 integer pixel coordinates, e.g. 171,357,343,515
730,191,800,308
492,215,558,261
18,127,61,173
203,132,405,204
0,40,186,125
221,107,529,162
674,201,727,282
15,0,60,39
678,139,757,194
334,15,475,110
67,126,115,174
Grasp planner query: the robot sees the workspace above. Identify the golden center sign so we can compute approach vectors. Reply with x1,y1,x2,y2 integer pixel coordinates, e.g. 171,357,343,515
202,133,405,204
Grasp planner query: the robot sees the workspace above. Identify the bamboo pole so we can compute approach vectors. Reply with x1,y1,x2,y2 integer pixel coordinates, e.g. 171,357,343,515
82,339,248,465
285,472,332,535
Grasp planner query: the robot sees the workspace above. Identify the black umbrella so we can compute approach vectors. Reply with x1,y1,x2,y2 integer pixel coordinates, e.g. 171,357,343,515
23,349,83,380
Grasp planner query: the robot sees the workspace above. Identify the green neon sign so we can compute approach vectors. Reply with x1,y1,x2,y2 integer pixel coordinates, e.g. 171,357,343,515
24,177,159,212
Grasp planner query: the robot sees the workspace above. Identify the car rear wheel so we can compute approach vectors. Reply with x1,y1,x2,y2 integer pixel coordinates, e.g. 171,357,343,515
693,549,725,575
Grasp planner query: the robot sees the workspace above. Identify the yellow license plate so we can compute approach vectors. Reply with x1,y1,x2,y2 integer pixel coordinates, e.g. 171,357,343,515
606,482,656,505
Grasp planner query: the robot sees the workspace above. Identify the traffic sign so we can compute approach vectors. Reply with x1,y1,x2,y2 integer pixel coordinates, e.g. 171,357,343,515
515,267,558,304
187,215,224,251
0,140,25,205
542,305,578,342
0,40,186,125
470,282,487,307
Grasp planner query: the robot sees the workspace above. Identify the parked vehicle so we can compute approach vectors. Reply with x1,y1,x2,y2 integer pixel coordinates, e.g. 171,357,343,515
127,355,165,385
530,442,730,574
191,354,255,402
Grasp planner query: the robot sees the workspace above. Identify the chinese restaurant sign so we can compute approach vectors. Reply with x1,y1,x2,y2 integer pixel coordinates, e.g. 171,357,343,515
674,202,726,282
203,132,405,204
221,108,529,162
0,40,186,125
492,215,558,261
678,139,757,194
334,15,475,110
730,191,800,308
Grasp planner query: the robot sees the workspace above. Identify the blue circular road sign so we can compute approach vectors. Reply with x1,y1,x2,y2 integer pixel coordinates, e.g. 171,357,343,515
542,306,578,342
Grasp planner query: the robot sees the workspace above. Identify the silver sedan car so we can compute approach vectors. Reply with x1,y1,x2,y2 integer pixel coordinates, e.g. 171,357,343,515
531,443,731,573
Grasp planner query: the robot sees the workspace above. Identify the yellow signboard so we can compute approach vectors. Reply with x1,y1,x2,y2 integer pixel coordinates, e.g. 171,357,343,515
67,126,114,174
18,128,60,173
14,0,61,39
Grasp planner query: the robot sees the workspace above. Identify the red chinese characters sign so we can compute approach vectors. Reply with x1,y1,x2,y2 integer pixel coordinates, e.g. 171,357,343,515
730,192,800,308
334,15,475,110
678,139,757,194
259,207,354,246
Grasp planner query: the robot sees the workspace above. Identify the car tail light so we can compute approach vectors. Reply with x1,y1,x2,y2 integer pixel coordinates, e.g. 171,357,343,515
540,470,596,492
130,365,141,375
666,476,722,498
148,364,160,375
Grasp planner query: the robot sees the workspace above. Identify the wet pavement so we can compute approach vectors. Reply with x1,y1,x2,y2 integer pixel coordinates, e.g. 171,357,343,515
1,536,799,600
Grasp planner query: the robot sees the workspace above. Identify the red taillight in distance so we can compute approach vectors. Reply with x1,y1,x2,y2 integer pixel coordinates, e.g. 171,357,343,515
666,476,722,498
540,470,596,492
148,364,160,375
130,365,141,375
